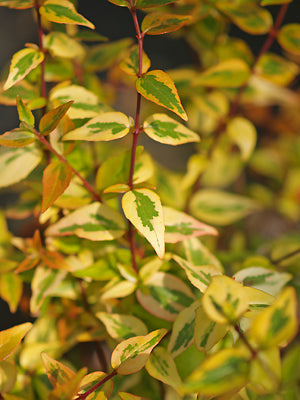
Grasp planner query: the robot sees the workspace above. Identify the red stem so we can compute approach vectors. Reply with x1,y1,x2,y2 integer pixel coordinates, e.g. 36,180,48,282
34,129,101,201
74,370,117,400
35,0,47,105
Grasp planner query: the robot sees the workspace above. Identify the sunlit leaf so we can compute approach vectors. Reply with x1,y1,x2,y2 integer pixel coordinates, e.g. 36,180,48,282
136,272,195,321
0,128,36,148
16,95,34,126
143,114,199,145
227,117,257,161
190,189,260,226
39,101,73,135
3,48,44,90
142,12,191,35
173,255,221,292
63,112,131,142
0,323,32,361
278,23,300,56
0,273,22,313
193,59,250,88
101,280,137,301
136,70,187,120
146,347,182,390
122,189,165,259
45,31,86,59
96,312,148,341
41,352,75,388
182,348,250,396
243,287,275,318
120,45,151,76
168,300,201,358
202,275,249,324
184,237,223,271
40,0,94,29
194,304,228,352
46,202,126,241
41,161,73,213
248,287,298,349
0,145,42,188
111,329,167,375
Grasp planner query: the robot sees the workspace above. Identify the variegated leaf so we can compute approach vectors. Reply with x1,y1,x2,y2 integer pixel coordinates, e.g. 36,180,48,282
227,117,257,161
202,275,249,324
164,207,217,243
248,287,298,349
182,348,250,396
193,59,250,88
0,80,37,106
0,323,32,361
194,305,228,352
0,273,22,313
136,0,180,8
142,12,191,35
120,45,151,76
3,48,44,90
16,95,34,126
39,101,73,135
48,368,87,400
136,70,187,120
41,161,73,213
0,145,42,188
111,329,167,375
190,189,260,226
101,280,137,301
46,202,126,241
136,272,195,321
168,300,201,358
143,114,199,145
96,312,148,341
40,0,94,29
145,347,182,390
63,112,130,142
184,237,223,271
0,128,36,148
41,352,75,388
0,0,33,8
256,53,299,86
122,189,165,259
243,287,275,318
45,32,86,59
78,371,113,400
278,24,300,56
173,255,222,292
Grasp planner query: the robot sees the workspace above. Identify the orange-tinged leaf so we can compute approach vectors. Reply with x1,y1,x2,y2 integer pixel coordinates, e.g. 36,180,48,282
122,189,165,259
0,322,32,361
48,367,87,400
136,70,187,120
111,329,167,375
39,101,73,135
3,48,44,90
41,161,73,213
40,0,94,29
15,254,40,273
0,128,36,148
142,12,191,35
41,352,75,388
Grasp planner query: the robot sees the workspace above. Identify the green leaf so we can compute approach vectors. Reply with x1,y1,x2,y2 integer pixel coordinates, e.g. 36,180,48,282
16,95,34,126
184,237,223,271
118,393,150,400
142,12,191,35
278,24,300,56
41,160,73,213
167,300,201,358
3,48,44,90
0,323,32,361
122,189,165,259
63,112,131,142
0,273,22,313
256,53,299,86
120,45,151,76
107,0,130,8
0,128,36,148
0,145,42,188
202,275,249,324
145,347,182,391
111,329,167,375
227,117,257,161
194,305,228,352
39,101,73,135
182,348,250,396
136,70,187,120
46,202,126,241
41,352,75,388
193,59,250,88
136,271,195,321
0,80,37,106
40,0,94,29
248,287,298,349
173,255,222,293
96,312,148,341
164,207,217,243
135,0,180,9
261,0,292,6
217,2,272,35
190,189,260,226
143,114,199,145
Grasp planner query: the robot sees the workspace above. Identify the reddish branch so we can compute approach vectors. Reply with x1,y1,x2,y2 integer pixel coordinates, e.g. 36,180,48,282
74,370,117,400
34,0,47,105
